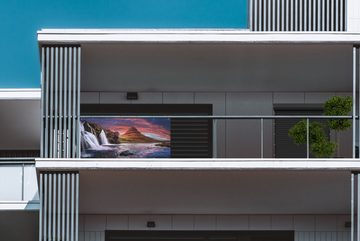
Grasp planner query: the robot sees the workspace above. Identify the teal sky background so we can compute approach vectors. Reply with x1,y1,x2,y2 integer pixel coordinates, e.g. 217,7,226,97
0,0,248,88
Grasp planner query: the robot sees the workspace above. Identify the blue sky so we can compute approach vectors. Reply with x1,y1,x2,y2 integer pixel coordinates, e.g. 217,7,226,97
0,0,248,88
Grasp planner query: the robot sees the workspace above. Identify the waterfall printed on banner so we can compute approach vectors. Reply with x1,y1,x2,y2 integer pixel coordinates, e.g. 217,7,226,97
80,117,171,158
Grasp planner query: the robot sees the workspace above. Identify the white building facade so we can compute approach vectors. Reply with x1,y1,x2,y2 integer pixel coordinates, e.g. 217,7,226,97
2,1,360,241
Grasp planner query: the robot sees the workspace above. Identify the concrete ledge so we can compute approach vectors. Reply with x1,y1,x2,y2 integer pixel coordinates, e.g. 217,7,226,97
37,29,360,44
0,201,40,211
36,158,360,171
0,88,41,100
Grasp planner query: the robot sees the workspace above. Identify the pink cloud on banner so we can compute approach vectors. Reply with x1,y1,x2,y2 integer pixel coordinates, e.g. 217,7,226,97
100,118,170,141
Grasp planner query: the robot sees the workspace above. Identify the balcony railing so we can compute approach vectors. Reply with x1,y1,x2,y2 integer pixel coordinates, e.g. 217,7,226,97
81,115,354,159
0,158,39,204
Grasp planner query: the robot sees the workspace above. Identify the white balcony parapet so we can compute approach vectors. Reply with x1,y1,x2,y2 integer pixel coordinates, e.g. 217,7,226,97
36,158,360,171
0,88,41,100
37,29,360,44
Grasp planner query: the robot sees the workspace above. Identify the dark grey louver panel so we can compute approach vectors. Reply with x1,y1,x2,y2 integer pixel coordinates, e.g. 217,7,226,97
250,0,346,31
0,150,40,158
171,119,212,158
39,172,79,241
41,46,81,158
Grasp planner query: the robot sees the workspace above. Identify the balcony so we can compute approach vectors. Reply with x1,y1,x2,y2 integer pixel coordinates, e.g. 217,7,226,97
0,158,39,210
36,30,360,168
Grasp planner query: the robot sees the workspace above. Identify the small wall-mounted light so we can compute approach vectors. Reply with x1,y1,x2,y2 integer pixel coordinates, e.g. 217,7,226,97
147,221,156,228
127,92,138,100
345,221,351,228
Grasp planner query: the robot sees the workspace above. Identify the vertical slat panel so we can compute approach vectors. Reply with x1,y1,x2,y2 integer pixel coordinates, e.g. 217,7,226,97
45,48,50,158
58,174,61,240
71,47,77,157
254,0,258,31
62,173,66,241
277,0,280,31
59,47,63,157
71,173,75,241
48,173,52,240
314,0,317,31
50,48,54,158
77,47,81,158
259,0,262,31
249,0,253,30
75,173,79,241
250,0,344,31
281,0,285,31
306,0,312,31
322,0,326,31
72,48,77,158
54,47,59,158
53,174,57,241
285,0,289,31
290,0,293,31
67,173,70,241
331,0,335,31
335,0,339,31
40,44,81,240
295,0,298,31
44,174,47,241
327,0,331,31
304,0,308,31
272,0,276,31
267,0,271,31
68,48,73,158
313,0,316,31
39,173,43,241
299,0,303,31
64,48,68,158
41,48,45,158
39,172,80,241
317,0,321,31
339,0,343,31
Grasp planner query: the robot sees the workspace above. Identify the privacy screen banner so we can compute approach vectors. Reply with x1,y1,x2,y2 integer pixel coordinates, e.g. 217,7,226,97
80,117,171,158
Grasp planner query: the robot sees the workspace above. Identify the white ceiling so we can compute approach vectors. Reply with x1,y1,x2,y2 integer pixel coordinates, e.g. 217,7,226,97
0,100,40,150
79,170,350,214
81,43,353,92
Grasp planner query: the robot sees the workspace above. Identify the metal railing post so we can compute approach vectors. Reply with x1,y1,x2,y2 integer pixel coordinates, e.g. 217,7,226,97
306,118,310,158
213,119,217,158
21,163,24,201
260,118,264,158
351,173,355,241
353,46,357,159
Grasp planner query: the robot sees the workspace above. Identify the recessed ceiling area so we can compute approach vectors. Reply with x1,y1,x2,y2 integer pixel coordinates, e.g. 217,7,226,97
79,170,350,214
0,100,40,151
81,43,353,92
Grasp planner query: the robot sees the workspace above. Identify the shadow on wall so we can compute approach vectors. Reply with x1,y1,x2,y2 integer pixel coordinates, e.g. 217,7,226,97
0,211,38,241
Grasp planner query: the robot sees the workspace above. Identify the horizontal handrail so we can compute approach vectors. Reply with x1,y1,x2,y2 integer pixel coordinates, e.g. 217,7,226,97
80,115,354,119
0,157,36,164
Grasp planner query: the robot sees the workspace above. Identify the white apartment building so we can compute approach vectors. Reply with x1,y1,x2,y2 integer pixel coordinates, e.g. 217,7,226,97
2,1,360,241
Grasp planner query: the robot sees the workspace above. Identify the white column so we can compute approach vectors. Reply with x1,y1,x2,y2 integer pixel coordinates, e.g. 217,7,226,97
347,0,360,32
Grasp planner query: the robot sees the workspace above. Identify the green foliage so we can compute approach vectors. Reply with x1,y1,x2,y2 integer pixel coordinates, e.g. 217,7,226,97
288,120,336,157
288,96,352,158
324,96,352,131
311,139,336,158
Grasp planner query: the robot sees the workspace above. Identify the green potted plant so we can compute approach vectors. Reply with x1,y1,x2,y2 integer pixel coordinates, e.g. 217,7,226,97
288,96,352,158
